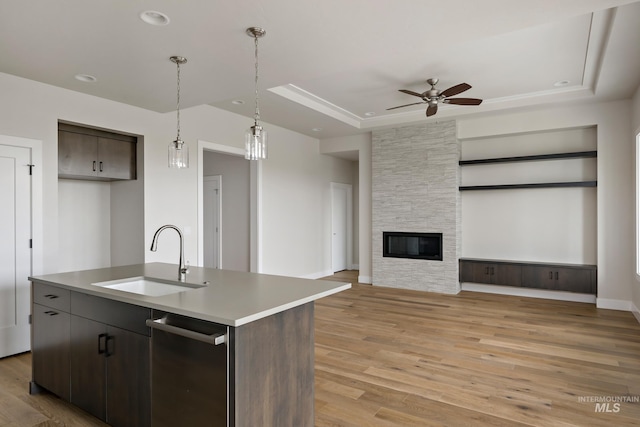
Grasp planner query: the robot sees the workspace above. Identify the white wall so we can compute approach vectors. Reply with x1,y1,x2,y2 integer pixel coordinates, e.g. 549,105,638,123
460,127,598,264
632,85,640,319
260,133,355,278
58,180,111,272
458,100,635,309
203,151,250,272
0,71,352,279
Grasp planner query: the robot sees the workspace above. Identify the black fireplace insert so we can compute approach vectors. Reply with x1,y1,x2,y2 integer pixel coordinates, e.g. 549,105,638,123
383,232,443,261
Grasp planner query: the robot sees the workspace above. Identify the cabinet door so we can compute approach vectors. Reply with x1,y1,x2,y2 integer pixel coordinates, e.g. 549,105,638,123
58,131,98,177
32,303,70,400
459,261,494,284
106,325,150,427
554,268,594,293
493,264,522,287
70,315,107,421
521,266,552,289
97,137,136,180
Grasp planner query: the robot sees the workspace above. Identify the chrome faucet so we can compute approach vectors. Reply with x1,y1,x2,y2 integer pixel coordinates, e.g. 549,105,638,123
150,224,188,282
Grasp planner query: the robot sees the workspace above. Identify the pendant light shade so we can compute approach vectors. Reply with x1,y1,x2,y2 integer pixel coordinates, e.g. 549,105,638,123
245,27,267,160
169,56,189,168
245,125,267,160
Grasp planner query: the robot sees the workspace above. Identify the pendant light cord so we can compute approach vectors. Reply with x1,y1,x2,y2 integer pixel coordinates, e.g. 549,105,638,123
176,60,181,141
254,35,260,126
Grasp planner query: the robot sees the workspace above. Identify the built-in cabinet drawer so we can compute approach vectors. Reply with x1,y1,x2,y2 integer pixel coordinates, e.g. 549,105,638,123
33,282,70,312
459,259,596,294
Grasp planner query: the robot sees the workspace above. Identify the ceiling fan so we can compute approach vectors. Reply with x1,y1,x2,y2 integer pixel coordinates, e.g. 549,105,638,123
387,78,483,117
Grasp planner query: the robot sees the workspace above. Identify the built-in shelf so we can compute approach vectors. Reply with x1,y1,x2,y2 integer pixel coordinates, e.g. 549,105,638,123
459,150,597,166
459,181,597,191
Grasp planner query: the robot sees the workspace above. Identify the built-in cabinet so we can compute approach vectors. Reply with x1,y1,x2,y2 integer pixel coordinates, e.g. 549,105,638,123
69,292,150,427
459,258,596,294
31,284,71,401
31,283,151,427
31,282,315,427
58,123,137,181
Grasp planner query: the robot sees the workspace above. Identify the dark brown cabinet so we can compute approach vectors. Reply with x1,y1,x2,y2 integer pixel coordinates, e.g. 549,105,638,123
459,258,596,294
32,283,71,400
69,292,150,427
58,125,136,181
521,265,595,294
459,261,521,286
31,282,150,427
70,316,150,427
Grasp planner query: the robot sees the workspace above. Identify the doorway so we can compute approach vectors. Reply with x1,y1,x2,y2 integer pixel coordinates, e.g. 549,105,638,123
331,182,353,273
0,136,42,358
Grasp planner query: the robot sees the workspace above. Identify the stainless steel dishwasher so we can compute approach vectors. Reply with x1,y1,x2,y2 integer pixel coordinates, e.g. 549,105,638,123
147,311,229,427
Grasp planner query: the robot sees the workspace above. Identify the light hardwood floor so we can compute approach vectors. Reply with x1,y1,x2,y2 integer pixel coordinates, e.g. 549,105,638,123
1,271,639,426
315,271,640,426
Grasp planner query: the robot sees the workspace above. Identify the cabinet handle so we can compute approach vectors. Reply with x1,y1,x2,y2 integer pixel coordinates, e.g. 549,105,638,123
549,271,553,279
146,317,226,346
485,267,489,275
93,160,96,171
98,333,107,355
99,161,103,172
555,272,559,280
490,267,495,275
105,335,113,358
44,310,58,316
43,294,59,299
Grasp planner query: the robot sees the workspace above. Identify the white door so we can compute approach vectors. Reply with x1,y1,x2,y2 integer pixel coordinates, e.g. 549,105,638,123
331,183,352,273
0,144,32,357
203,176,221,268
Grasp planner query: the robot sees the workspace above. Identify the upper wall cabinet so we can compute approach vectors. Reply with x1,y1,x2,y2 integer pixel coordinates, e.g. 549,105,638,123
58,123,137,181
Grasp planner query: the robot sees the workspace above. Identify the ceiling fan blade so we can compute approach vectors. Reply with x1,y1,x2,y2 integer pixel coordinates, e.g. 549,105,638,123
440,83,471,98
398,89,424,98
443,97,483,105
426,104,438,117
386,102,426,110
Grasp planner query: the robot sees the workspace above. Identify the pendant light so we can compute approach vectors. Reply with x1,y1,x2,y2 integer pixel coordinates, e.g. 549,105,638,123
245,27,267,160
169,56,189,168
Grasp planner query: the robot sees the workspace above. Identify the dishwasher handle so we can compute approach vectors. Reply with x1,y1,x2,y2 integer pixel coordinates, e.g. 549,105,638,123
146,317,226,345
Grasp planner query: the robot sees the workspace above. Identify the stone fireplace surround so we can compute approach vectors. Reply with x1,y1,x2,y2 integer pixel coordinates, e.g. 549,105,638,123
372,120,460,294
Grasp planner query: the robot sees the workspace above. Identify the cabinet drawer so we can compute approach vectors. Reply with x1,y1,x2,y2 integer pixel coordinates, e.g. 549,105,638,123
71,292,151,336
33,282,71,312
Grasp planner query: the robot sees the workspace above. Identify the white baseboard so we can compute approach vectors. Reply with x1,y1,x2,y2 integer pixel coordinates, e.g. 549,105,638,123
596,298,633,311
632,302,640,324
300,270,334,280
358,275,372,284
461,283,597,304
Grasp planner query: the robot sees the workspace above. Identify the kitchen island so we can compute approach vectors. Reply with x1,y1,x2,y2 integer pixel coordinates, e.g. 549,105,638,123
29,263,350,427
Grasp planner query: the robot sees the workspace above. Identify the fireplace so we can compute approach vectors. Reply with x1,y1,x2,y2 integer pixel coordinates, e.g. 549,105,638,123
383,232,443,261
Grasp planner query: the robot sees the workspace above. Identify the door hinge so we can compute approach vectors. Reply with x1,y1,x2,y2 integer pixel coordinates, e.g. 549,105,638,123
29,239,33,248
28,314,32,325
27,164,35,175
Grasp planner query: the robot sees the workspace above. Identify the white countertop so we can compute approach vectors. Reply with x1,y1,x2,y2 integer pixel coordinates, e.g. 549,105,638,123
29,263,351,327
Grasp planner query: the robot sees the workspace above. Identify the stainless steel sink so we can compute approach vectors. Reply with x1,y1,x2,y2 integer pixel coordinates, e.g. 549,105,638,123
92,277,204,297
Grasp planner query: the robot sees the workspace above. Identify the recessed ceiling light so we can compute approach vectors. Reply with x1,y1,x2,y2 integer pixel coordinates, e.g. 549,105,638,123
553,80,570,87
231,100,245,105
140,10,170,26
75,74,97,83
364,112,376,116
311,128,322,132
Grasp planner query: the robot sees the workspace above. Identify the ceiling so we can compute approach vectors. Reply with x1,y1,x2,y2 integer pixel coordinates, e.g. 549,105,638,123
1,0,640,142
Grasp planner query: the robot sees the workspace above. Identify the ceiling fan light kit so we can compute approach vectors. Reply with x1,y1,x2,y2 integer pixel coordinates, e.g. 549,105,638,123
388,78,483,117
